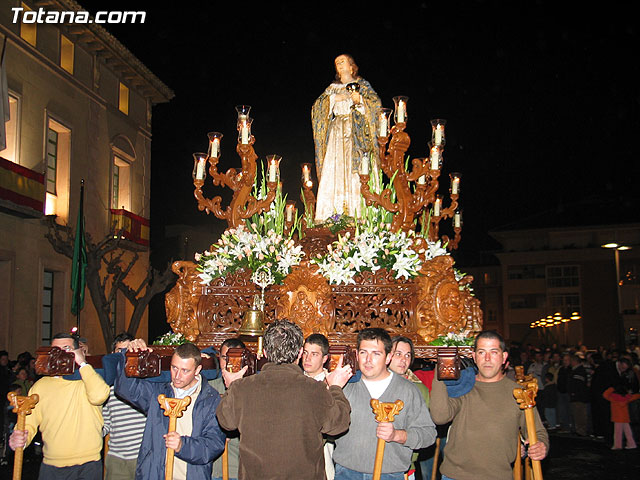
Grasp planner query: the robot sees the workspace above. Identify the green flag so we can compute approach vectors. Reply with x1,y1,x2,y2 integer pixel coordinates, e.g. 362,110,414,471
71,180,87,316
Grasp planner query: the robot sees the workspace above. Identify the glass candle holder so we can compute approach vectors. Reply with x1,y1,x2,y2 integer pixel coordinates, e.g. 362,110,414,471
301,163,312,183
207,132,223,158
359,154,370,175
449,173,461,195
433,195,443,217
235,104,252,123
192,152,208,180
266,154,282,182
454,209,462,228
238,117,253,144
429,143,443,170
431,119,446,147
378,108,393,137
285,201,296,222
392,96,409,124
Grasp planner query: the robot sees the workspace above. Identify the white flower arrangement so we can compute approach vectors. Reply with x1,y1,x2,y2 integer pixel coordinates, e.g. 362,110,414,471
152,332,188,346
196,224,305,286
311,225,446,285
429,331,474,346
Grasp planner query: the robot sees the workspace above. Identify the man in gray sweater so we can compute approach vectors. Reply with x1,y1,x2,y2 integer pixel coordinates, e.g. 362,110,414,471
430,331,548,480
333,328,436,479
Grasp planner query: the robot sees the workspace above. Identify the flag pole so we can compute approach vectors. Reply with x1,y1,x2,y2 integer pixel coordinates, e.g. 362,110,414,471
71,179,86,332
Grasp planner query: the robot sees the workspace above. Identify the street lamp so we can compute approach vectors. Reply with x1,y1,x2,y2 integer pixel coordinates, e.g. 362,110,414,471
601,242,632,348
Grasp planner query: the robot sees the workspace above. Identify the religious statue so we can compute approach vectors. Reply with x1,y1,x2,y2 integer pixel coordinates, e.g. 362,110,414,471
311,54,381,222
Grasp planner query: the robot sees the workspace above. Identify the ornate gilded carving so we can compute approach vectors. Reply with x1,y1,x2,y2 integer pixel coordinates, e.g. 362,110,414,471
35,346,75,376
165,261,202,341
166,234,483,354
275,263,335,337
414,255,466,342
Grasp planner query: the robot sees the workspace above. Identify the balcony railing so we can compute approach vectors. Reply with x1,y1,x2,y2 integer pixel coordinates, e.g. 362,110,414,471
110,208,150,247
0,156,44,217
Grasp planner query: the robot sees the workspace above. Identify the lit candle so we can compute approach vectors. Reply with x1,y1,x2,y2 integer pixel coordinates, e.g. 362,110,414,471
451,175,460,195
210,138,220,158
302,164,311,182
435,124,444,145
196,160,205,180
417,175,426,185
454,210,462,228
241,121,249,144
397,100,406,123
379,112,388,137
192,153,208,181
286,204,295,222
434,197,442,217
268,160,277,182
360,155,369,175
430,146,440,170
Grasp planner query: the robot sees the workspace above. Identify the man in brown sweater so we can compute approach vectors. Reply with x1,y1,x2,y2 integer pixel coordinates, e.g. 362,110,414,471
216,320,353,479
429,331,549,480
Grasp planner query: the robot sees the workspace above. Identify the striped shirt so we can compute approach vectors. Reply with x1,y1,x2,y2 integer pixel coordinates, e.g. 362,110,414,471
102,386,147,460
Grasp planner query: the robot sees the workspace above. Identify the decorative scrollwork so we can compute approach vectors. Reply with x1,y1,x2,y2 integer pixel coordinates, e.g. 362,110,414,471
275,263,335,337
165,261,201,342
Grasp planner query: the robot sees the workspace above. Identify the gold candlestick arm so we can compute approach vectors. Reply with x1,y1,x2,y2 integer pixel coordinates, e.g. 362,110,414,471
193,135,277,229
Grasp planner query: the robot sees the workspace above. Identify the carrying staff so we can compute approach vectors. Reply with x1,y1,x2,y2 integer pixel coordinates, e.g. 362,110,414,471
8,333,110,480
158,395,191,480
7,392,39,480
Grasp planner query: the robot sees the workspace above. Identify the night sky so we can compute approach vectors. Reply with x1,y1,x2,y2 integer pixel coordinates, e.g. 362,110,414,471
80,1,639,261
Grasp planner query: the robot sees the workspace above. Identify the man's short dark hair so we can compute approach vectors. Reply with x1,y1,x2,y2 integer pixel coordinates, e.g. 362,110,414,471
174,343,202,367
357,328,392,355
0,350,8,358
111,332,134,353
391,336,415,365
305,334,329,356
52,332,79,350
221,338,246,350
474,331,506,353
263,320,304,364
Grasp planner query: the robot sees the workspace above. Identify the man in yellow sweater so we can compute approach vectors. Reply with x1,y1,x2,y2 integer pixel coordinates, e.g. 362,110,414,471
9,333,110,479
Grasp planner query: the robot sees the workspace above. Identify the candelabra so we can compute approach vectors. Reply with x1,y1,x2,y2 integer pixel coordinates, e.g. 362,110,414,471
359,97,463,249
192,105,280,229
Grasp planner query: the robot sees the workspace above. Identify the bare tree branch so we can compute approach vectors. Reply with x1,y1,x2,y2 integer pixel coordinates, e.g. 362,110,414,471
44,218,177,352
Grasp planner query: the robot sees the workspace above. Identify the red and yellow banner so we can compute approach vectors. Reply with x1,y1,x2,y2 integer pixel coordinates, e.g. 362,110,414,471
110,208,150,246
0,156,44,213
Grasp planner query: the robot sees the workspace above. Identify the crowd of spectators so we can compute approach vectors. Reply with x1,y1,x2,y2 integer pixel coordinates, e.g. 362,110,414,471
505,342,640,448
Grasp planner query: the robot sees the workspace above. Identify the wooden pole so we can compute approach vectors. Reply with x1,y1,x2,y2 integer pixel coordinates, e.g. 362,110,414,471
431,437,441,480
370,399,404,480
513,382,543,480
513,435,522,480
525,457,532,479
7,392,39,480
158,395,191,480
222,439,229,480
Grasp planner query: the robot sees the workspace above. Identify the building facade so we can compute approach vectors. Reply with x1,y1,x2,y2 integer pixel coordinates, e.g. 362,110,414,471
0,1,173,355
472,223,640,348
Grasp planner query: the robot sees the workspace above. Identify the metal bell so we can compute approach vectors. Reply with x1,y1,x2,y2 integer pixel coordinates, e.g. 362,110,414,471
238,309,265,337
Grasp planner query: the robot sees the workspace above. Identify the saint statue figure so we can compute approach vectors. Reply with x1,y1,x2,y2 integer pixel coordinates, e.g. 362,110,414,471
311,54,381,222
